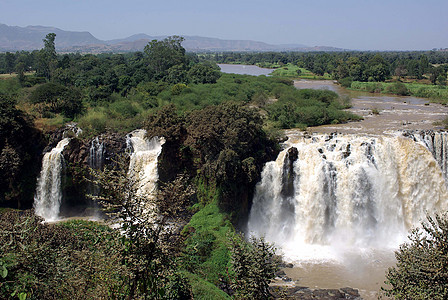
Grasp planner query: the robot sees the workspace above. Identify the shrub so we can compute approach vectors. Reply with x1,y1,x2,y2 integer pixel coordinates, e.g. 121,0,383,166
339,77,353,88
0,210,128,299
384,213,448,299
386,82,410,96
228,234,279,299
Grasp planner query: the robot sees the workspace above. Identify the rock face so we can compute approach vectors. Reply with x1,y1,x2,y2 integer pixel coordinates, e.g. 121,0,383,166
58,131,127,217
281,147,298,198
270,286,362,300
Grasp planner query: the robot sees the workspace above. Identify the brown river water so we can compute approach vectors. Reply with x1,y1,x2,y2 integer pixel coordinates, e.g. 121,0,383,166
294,79,448,135
274,80,448,299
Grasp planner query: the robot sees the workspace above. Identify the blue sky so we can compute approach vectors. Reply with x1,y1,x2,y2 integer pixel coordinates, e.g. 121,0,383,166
1,0,447,50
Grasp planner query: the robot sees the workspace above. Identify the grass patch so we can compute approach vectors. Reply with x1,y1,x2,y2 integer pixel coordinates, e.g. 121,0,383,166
181,271,230,300
182,201,233,286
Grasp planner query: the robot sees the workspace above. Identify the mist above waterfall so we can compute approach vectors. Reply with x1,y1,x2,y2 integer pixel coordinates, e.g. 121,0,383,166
248,131,448,263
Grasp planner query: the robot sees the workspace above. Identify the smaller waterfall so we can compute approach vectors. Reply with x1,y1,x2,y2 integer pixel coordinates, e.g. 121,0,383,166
89,137,105,171
126,129,165,215
88,137,105,217
34,138,70,221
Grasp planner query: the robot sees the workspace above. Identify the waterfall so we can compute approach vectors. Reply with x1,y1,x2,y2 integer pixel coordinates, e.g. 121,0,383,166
89,136,105,171
88,137,105,196
126,129,165,215
247,132,448,262
34,138,71,222
87,136,105,217
403,131,448,180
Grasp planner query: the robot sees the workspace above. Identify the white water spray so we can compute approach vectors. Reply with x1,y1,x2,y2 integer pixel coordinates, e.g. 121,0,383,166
247,132,448,263
126,129,165,215
34,138,70,222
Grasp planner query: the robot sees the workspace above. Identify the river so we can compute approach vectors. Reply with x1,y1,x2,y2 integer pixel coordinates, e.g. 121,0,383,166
294,79,448,135
218,64,274,76
249,80,448,300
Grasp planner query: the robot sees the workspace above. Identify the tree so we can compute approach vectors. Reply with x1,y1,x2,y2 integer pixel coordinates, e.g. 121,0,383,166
228,234,279,299
394,65,408,80
187,62,221,84
4,52,15,74
144,36,187,80
37,33,57,80
384,212,448,299
15,62,26,85
90,155,192,299
0,93,42,208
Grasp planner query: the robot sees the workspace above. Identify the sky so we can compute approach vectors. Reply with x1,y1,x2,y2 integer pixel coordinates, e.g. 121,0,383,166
1,0,447,51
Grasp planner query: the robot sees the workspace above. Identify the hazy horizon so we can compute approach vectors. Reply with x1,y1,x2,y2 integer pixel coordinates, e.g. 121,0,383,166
1,0,447,51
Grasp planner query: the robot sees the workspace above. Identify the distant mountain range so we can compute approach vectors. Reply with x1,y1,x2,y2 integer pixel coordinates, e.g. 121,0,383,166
0,23,347,53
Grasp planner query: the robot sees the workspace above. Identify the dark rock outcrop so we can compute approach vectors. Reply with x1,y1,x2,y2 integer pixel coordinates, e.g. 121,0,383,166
59,131,127,216
270,286,362,299
281,147,299,198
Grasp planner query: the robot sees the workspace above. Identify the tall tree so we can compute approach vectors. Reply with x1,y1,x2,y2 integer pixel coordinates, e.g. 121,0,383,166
4,52,15,74
143,36,187,80
38,33,57,80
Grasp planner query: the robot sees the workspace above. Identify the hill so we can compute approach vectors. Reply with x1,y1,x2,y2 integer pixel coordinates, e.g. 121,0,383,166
0,23,346,52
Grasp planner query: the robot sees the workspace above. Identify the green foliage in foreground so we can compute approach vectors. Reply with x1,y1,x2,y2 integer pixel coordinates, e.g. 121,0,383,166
181,201,279,299
384,212,448,299
0,211,128,299
350,81,448,103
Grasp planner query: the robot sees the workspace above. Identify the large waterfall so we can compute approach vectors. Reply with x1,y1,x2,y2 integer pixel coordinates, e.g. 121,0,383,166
34,138,71,222
247,131,448,262
126,129,165,215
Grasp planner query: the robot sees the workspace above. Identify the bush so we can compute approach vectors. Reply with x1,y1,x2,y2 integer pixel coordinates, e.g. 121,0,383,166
77,109,108,134
386,82,410,96
338,77,353,88
0,210,128,299
384,212,448,299
228,234,279,299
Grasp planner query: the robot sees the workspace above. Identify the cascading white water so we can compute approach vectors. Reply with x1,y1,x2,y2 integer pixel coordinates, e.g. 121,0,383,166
126,129,165,215
34,138,71,222
89,136,105,171
247,132,448,262
405,131,448,180
88,136,105,217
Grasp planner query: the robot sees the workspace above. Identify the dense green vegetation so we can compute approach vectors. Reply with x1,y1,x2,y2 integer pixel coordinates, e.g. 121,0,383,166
0,211,129,299
0,93,43,208
384,213,448,299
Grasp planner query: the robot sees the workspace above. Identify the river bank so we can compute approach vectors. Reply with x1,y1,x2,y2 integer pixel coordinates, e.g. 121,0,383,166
349,81,448,105
293,80,448,134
